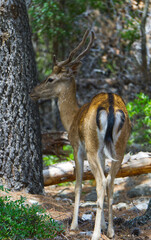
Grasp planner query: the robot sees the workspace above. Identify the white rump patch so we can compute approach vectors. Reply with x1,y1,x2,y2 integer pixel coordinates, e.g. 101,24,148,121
99,110,108,140
97,110,108,159
113,111,123,144
97,109,124,162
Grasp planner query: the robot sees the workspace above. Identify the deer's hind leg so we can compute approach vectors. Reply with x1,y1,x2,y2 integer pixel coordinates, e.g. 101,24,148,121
106,150,125,238
87,148,106,240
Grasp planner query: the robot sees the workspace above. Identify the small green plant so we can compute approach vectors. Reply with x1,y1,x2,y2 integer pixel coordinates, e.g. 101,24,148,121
0,186,64,240
43,154,60,166
63,145,74,161
127,93,151,146
43,145,74,166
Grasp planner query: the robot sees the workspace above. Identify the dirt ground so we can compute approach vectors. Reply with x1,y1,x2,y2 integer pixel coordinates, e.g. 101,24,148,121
1,177,151,240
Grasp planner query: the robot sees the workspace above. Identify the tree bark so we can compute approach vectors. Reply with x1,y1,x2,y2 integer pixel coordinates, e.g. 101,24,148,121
140,0,150,83
0,0,43,193
43,157,151,186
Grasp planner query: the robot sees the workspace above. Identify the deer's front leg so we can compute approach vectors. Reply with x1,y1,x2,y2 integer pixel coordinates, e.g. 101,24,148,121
70,147,84,230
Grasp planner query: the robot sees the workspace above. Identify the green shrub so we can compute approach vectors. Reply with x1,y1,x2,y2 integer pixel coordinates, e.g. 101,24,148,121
43,154,60,166
127,93,151,146
0,186,64,240
43,144,74,166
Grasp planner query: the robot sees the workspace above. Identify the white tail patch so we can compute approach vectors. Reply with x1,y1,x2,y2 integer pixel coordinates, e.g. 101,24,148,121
105,110,125,162
113,110,124,144
97,109,125,162
100,110,108,137
97,110,116,161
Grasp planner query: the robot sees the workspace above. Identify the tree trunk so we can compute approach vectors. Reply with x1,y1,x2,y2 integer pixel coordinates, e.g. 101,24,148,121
0,0,43,194
140,0,150,83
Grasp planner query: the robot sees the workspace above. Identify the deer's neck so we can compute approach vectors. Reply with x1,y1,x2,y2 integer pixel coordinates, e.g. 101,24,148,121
58,79,79,132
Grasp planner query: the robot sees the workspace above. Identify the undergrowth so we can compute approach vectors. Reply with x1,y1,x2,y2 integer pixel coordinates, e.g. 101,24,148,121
0,186,64,240
43,144,74,166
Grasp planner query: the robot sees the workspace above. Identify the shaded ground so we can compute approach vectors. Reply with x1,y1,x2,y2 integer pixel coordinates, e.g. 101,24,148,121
1,175,151,240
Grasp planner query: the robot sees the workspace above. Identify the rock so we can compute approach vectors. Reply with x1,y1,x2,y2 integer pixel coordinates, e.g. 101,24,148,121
55,197,61,201
79,231,92,237
131,227,141,236
130,199,149,211
56,196,72,204
29,199,39,205
134,202,148,211
127,184,151,198
114,177,129,185
62,198,72,204
113,202,129,210
80,201,97,207
85,187,97,202
113,190,125,203
82,213,93,221
113,217,125,225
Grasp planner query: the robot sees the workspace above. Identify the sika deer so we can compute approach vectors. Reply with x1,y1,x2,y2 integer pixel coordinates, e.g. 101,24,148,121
30,30,131,240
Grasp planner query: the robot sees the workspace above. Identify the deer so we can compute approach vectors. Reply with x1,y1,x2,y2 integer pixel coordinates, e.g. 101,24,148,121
30,30,131,240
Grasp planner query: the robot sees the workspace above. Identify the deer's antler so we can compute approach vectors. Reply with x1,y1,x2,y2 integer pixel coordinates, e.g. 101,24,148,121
53,29,94,68
69,31,94,66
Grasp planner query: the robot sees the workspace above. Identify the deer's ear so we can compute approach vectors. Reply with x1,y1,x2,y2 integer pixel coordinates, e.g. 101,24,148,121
70,62,82,74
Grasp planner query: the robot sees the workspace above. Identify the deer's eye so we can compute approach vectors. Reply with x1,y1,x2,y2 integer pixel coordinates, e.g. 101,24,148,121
47,78,53,83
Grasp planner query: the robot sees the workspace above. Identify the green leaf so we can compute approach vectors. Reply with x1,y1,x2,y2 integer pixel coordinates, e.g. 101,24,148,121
127,93,151,147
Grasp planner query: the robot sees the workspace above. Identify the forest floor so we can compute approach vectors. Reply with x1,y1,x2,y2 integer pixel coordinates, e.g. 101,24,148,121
1,174,151,240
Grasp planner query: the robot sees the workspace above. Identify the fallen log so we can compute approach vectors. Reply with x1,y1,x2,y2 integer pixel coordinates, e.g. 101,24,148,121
43,157,151,186
41,132,151,185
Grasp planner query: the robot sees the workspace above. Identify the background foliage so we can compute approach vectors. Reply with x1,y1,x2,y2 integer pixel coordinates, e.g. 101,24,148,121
29,0,142,79
127,93,151,146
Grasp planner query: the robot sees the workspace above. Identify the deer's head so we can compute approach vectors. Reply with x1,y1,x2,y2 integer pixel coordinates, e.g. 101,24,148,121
30,30,94,101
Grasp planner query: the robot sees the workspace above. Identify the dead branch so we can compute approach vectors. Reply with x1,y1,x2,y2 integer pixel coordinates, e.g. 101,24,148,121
42,132,151,186
42,131,69,156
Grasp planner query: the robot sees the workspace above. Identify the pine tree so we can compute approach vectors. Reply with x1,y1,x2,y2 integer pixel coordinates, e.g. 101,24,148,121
0,0,43,193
